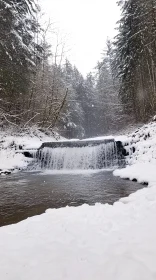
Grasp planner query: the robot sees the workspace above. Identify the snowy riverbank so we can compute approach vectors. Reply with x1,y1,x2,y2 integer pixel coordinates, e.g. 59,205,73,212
1,122,156,279
0,127,63,174
114,121,156,186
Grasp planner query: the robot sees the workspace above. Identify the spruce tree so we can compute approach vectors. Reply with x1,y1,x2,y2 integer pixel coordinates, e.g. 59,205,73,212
0,0,41,123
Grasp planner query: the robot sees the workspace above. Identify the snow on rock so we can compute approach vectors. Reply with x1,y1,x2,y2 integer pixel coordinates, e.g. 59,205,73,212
0,149,31,172
152,115,156,121
83,135,114,141
114,163,156,186
0,127,64,173
83,135,129,142
114,121,156,186
114,135,130,143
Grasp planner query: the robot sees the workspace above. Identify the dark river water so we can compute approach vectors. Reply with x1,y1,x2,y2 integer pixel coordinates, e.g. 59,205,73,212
0,170,145,227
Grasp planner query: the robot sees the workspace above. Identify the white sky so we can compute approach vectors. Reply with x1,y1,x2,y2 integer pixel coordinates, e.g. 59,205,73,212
39,0,120,76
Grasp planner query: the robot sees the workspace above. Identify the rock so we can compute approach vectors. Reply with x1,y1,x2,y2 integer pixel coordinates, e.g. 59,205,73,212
132,178,137,182
23,151,33,158
142,182,148,186
0,170,12,175
152,115,156,121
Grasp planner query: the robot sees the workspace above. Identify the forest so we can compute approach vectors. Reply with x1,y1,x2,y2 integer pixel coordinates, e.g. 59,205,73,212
1,0,156,138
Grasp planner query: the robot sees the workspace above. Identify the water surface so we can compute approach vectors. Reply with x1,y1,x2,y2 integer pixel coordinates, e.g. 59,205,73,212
0,170,145,226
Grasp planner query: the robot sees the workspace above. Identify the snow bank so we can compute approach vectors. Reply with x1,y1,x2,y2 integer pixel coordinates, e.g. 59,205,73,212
0,128,64,173
1,186,156,280
0,149,31,171
114,163,156,186
114,121,156,186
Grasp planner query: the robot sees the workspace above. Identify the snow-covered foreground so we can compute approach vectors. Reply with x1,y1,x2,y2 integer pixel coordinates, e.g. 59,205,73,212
1,188,156,280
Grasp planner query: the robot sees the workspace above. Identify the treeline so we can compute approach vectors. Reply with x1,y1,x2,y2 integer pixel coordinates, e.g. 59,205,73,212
2,0,153,139
0,0,125,138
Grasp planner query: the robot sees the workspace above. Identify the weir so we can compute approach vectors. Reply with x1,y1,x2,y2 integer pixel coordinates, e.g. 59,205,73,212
36,139,125,170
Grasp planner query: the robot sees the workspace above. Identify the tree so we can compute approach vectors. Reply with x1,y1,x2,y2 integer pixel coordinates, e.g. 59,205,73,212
82,73,97,137
0,0,41,125
61,60,85,138
113,0,156,122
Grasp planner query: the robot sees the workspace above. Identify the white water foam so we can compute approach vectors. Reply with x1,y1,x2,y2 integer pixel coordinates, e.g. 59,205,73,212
37,142,118,170
38,169,115,176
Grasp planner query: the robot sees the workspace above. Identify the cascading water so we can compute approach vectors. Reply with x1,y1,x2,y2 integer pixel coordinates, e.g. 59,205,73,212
37,142,118,170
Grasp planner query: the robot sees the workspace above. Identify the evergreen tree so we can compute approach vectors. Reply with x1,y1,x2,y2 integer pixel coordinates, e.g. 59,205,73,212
0,0,41,123
114,0,156,121
61,60,85,138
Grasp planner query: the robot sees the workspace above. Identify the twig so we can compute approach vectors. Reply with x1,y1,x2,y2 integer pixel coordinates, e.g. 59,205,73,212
47,88,68,130
2,114,18,126
24,113,40,127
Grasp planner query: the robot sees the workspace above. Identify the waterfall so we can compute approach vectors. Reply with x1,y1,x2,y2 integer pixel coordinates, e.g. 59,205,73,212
37,142,118,170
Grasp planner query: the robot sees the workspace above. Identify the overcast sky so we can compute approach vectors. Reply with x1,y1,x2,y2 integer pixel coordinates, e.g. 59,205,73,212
39,0,120,76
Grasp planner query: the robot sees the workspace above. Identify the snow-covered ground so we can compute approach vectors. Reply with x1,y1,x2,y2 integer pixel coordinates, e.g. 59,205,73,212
114,121,156,185
1,122,156,279
0,127,64,173
1,187,156,280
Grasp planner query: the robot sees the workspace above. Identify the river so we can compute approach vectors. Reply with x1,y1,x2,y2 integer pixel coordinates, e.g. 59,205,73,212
0,170,145,227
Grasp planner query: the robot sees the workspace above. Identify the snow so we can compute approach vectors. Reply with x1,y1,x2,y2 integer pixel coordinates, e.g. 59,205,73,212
0,128,65,172
114,135,129,142
83,135,129,142
1,186,156,280
84,135,114,140
114,163,156,185
114,121,156,186
1,122,156,279
0,149,31,171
